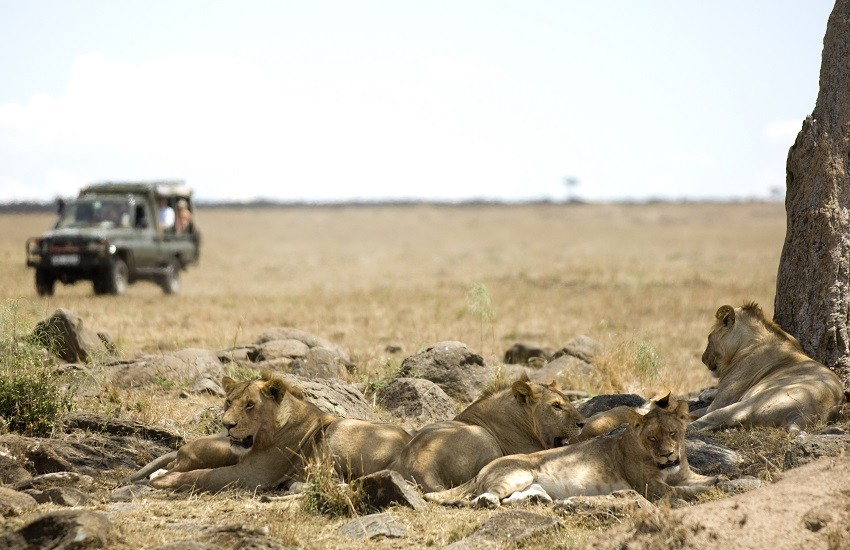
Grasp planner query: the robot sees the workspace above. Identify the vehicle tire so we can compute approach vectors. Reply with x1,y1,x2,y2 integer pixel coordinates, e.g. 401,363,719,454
92,278,108,295
159,258,181,295
106,258,129,295
35,269,55,296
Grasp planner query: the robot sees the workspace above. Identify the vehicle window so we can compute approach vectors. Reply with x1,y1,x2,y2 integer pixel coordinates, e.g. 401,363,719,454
55,199,131,229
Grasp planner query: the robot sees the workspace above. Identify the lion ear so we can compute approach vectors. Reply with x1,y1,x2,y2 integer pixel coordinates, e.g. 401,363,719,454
263,376,289,403
674,400,690,420
545,379,561,391
716,305,736,328
512,380,539,403
652,391,671,409
221,376,237,394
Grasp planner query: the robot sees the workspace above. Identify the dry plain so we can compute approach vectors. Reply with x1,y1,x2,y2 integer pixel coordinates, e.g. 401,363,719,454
0,201,791,548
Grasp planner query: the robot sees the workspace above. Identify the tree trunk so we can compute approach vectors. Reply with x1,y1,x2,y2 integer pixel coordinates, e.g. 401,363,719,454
775,0,850,388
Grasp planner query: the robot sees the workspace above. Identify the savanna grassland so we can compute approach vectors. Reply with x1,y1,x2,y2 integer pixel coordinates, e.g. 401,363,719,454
0,201,789,548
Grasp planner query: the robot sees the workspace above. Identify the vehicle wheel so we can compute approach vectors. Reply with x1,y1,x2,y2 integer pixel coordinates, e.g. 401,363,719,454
92,278,108,295
107,258,129,295
35,269,55,296
159,258,181,294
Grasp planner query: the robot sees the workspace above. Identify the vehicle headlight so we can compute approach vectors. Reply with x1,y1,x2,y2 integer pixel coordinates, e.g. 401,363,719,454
85,239,112,256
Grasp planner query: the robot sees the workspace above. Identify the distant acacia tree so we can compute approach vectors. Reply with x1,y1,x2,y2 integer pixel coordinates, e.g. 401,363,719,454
775,0,850,388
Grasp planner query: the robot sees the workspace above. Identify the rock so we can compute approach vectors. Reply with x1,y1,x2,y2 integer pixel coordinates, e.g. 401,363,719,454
63,412,184,448
156,524,282,550
0,487,38,517
531,353,597,387
554,490,653,523
108,349,225,389
336,512,408,540
550,335,603,364
0,510,112,549
0,448,32,485
110,484,155,502
12,471,94,491
503,342,554,365
29,486,91,506
374,378,457,426
191,376,226,397
28,308,115,363
289,347,353,380
686,435,742,477
254,327,351,363
252,339,310,361
282,374,379,421
445,510,560,549
398,341,492,403
353,469,427,512
575,394,647,418
783,431,850,469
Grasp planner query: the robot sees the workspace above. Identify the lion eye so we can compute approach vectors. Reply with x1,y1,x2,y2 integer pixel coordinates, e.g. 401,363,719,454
670,431,676,437
245,402,254,411
552,403,563,411
649,436,657,442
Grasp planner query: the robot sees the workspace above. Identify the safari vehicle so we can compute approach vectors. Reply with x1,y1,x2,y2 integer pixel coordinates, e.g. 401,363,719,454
25,181,200,296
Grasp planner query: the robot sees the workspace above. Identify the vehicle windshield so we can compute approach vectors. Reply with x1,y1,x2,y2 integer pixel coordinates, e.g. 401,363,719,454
55,199,132,229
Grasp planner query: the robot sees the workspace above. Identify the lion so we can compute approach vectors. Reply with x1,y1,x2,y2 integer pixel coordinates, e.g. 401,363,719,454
424,394,717,507
689,302,846,434
143,371,412,492
390,373,585,492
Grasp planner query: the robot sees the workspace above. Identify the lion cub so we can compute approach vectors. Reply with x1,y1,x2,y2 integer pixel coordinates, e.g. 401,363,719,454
425,395,717,507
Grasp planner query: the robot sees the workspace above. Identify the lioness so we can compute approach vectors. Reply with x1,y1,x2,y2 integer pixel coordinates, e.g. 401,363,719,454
391,374,585,492
689,302,846,433
146,371,412,492
424,395,717,507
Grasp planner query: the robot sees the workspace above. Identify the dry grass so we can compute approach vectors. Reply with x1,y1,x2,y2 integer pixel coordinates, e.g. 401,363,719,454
0,201,788,546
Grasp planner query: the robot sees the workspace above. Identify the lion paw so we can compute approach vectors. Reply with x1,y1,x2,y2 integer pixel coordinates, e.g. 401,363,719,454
472,493,501,508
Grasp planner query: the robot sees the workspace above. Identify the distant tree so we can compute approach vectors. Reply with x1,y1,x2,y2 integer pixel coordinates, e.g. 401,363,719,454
775,0,850,388
563,177,580,203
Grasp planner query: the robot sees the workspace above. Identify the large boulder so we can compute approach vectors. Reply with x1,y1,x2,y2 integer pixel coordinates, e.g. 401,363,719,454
397,341,492,403
502,342,554,365
107,349,224,389
0,510,112,549
374,378,457,426
29,309,115,363
282,374,378,421
531,335,603,389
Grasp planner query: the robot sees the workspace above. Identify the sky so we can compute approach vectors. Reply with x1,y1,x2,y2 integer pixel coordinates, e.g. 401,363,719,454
0,1,836,203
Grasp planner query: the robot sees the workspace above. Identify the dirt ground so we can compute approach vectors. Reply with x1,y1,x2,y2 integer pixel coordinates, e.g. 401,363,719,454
590,451,850,549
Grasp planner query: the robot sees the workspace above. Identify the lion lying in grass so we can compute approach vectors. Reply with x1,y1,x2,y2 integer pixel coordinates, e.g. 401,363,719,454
139,371,411,492
424,394,717,507
391,374,585,492
689,302,846,434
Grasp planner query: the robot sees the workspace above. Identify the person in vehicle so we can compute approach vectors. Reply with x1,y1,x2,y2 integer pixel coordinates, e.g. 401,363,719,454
175,199,193,234
158,197,175,230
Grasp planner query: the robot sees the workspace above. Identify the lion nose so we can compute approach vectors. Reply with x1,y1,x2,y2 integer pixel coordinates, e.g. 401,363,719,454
576,421,585,429
223,420,237,430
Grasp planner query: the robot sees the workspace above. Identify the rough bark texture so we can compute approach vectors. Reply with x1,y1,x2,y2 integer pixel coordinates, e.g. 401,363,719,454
775,0,850,388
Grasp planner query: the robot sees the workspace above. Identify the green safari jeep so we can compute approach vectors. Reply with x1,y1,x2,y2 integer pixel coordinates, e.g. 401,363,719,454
25,181,201,296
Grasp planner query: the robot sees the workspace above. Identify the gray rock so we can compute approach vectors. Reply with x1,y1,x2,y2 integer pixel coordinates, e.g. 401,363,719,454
576,394,647,418
108,348,225,389
375,377,457,426
282,374,379,421
445,510,560,550
0,486,38,517
29,486,91,506
252,338,310,361
353,469,427,512
110,483,155,502
550,335,603,364
254,327,351,363
783,431,850,469
191,376,226,397
503,342,554,365
0,510,112,549
531,353,597,387
12,471,94,491
336,512,408,540
686,435,742,477
398,341,492,403
289,347,353,380
28,308,115,363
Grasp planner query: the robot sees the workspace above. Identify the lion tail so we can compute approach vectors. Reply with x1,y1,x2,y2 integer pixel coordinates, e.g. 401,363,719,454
423,480,476,507
122,451,178,484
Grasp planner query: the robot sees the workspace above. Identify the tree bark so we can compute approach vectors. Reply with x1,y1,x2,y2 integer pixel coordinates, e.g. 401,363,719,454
775,0,850,388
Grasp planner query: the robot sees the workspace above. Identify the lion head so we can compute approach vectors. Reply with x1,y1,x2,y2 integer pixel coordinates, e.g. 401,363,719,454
512,377,585,447
701,302,801,379
220,371,303,456
633,393,689,474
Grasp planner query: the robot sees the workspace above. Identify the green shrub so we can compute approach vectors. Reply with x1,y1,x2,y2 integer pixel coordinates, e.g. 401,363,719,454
302,458,365,517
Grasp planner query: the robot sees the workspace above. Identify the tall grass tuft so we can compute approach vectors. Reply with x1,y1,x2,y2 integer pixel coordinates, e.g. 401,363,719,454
465,282,495,354
302,458,365,518
0,302,74,436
